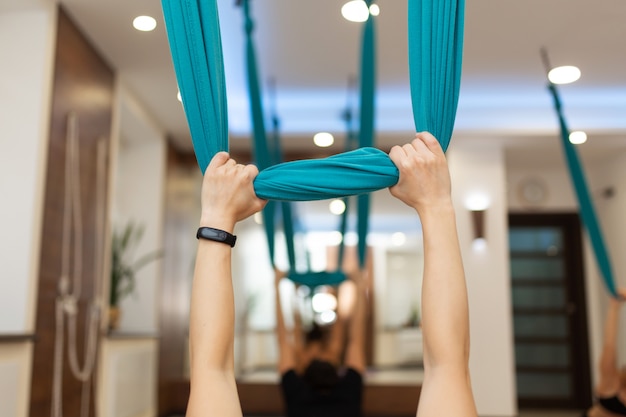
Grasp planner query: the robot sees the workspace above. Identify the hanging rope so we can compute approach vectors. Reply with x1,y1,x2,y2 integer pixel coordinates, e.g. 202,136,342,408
542,51,618,298
161,0,465,200
52,113,105,417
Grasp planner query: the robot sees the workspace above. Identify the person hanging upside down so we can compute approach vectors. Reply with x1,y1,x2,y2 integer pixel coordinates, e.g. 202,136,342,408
184,132,477,417
582,289,626,417
274,269,366,417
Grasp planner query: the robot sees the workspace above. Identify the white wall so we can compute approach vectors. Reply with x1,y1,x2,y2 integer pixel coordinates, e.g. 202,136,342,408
0,4,56,334
0,343,34,417
589,149,626,372
448,144,517,416
0,5,57,417
98,338,157,417
111,84,167,334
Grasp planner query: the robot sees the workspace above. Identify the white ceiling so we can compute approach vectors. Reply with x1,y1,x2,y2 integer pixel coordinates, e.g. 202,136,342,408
8,0,626,164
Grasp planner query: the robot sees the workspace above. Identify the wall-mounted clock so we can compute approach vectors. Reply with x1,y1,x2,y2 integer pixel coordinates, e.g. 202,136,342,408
518,178,548,206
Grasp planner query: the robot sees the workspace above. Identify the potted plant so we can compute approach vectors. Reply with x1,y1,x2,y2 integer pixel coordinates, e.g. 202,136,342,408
109,222,162,330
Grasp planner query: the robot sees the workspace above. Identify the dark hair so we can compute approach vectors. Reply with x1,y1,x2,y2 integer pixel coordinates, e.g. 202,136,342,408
303,359,339,394
304,323,327,344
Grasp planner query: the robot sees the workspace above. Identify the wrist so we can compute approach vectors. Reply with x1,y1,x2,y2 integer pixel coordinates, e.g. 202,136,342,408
200,211,236,233
414,200,455,219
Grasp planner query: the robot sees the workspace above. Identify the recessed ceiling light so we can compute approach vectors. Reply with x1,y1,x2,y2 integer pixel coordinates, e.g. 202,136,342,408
369,4,380,16
569,131,587,145
341,0,369,22
548,65,581,85
313,132,334,147
133,15,157,32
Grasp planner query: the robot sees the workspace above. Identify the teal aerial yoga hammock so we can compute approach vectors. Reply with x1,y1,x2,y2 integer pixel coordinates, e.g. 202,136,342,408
161,0,464,200
240,0,376,285
545,82,618,298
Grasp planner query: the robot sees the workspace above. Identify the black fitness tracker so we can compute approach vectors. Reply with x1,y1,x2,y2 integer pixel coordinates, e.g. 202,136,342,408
196,227,237,247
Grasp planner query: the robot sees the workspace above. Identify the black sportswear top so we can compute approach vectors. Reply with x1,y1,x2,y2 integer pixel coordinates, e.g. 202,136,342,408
598,395,626,415
280,368,363,417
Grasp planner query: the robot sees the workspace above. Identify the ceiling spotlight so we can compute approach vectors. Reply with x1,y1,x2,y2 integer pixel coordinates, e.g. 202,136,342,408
548,65,581,85
369,4,380,16
133,15,157,32
569,131,587,145
313,132,334,147
342,0,369,22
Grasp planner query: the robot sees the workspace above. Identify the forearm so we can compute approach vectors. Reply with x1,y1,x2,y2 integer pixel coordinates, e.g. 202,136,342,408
189,239,236,376
599,300,621,372
348,279,366,347
275,275,289,346
275,272,296,373
418,203,470,370
344,275,367,373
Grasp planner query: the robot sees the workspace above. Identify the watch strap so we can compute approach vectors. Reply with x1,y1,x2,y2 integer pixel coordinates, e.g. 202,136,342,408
196,227,237,247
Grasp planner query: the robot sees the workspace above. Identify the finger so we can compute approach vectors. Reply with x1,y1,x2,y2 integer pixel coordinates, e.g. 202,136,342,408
207,151,230,170
409,136,431,156
388,144,407,164
417,131,444,155
244,163,260,177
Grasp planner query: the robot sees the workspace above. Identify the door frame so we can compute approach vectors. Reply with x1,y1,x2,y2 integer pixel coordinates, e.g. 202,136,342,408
509,212,592,409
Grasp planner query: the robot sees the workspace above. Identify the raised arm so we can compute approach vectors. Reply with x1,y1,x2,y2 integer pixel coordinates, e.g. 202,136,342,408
388,132,477,417
344,274,367,374
595,290,626,397
186,152,266,417
275,271,296,374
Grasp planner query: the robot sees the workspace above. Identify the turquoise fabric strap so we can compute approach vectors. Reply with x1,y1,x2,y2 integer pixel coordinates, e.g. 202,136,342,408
289,271,347,288
161,0,228,172
240,0,278,262
356,5,376,268
161,0,464,199
547,83,618,298
254,147,398,201
409,0,464,151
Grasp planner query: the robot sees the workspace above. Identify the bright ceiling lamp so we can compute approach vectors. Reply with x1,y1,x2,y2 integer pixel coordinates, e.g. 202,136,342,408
369,4,380,16
342,0,369,22
133,15,157,32
313,132,334,147
569,130,587,145
548,65,581,84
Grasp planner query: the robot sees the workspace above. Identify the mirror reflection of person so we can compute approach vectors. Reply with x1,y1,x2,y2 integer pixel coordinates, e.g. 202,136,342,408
184,132,477,417
583,290,626,417
274,272,366,417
